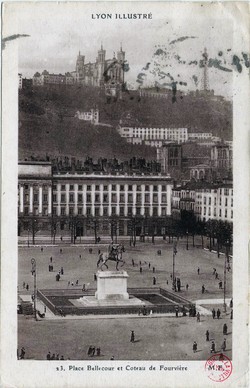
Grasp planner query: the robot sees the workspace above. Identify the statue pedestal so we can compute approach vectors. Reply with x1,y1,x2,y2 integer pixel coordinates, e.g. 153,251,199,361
95,271,129,300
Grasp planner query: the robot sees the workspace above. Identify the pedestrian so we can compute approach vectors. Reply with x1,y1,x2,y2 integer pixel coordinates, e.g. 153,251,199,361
71,282,74,286
230,309,233,320
91,347,95,357
61,267,64,275
230,299,233,308
140,267,142,273
148,262,151,269
50,256,53,263
94,273,97,281
87,346,93,356
79,254,82,259
221,338,226,351
211,341,216,353
46,351,51,360
60,249,62,254
139,261,141,266
76,280,79,286
51,353,55,360
82,284,86,291
68,281,70,287
96,347,101,356
197,267,200,275
186,284,189,291
56,354,59,360
193,341,197,353
60,355,64,360
153,267,155,273
219,281,223,289
197,312,200,322
223,323,228,335
212,308,216,319
206,330,209,341
202,285,205,294
60,236,63,241
110,356,114,360
44,305,46,313
98,250,101,255
153,277,156,285
20,347,25,359
175,306,179,318
217,309,221,319
26,284,29,291
132,259,134,267
41,247,43,252
215,272,219,279
130,331,135,343
213,268,216,275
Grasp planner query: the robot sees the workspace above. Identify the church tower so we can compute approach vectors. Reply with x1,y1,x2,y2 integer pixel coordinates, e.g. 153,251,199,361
97,44,106,86
76,51,85,83
117,44,125,84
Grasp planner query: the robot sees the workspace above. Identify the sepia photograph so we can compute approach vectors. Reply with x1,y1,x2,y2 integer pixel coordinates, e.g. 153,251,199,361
1,1,249,387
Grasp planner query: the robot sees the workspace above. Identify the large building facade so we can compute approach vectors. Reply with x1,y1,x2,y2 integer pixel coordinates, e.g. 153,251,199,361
18,162,173,238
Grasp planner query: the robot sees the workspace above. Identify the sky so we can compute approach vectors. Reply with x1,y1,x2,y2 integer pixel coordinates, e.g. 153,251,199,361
3,2,249,99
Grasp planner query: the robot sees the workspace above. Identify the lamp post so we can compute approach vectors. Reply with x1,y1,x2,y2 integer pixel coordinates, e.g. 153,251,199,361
172,239,177,291
31,258,37,321
186,229,189,250
27,228,30,247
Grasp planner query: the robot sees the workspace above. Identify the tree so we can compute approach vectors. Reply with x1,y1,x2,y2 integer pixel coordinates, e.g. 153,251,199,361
49,216,61,244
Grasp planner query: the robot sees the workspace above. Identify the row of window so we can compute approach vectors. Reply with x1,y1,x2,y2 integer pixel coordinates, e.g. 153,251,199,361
53,193,168,203
204,197,233,206
52,184,168,192
203,207,233,218
55,206,167,217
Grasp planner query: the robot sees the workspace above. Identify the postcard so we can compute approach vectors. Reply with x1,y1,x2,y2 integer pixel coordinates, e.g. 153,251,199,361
1,1,249,387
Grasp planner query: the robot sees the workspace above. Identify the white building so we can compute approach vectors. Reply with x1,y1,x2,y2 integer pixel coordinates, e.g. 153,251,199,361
18,73,23,89
75,109,99,124
188,132,212,140
117,127,188,146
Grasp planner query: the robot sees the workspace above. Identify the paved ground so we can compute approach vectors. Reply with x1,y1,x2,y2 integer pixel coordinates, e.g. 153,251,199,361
18,239,232,360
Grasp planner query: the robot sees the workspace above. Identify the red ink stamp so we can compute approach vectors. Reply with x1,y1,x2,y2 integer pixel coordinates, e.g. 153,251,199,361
205,353,232,382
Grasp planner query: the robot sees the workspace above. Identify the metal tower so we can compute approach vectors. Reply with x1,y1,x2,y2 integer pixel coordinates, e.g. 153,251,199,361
201,47,209,91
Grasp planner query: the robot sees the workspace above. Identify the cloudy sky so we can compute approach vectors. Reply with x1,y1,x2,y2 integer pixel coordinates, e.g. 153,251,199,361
4,2,248,99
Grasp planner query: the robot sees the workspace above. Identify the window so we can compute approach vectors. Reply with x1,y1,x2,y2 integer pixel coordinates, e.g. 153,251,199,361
24,207,29,215
120,207,124,216
145,185,149,191
128,207,132,216
153,185,158,192
61,194,65,202
219,209,222,217
61,185,65,191
214,209,216,217
111,194,117,202
95,194,100,202
112,185,116,191
136,207,140,215
34,194,38,202
153,194,158,203
120,194,125,202
231,210,233,218
70,185,74,190
53,207,56,215
78,208,82,215
25,194,29,203
43,207,48,216
24,185,29,190
145,194,150,203
203,207,206,216
53,194,57,202
95,185,99,190
103,207,108,216
208,207,211,216
219,198,222,206
43,194,48,202
112,207,116,215
214,198,217,206
128,185,132,191
137,185,141,191
162,194,166,202
209,197,211,205
136,194,141,202
225,198,228,206
78,185,82,190
145,207,149,216
162,207,166,216
225,209,227,218
120,185,124,191
103,185,108,191
128,194,133,203
34,208,38,215
87,185,91,191
78,194,83,202
69,208,74,215
103,194,108,203
69,194,74,202
162,185,166,191
61,207,65,215
87,194,91,203
95,208,100,216
231,198,233,207
86,207,91,215
204,197,206,205
153,207,158,216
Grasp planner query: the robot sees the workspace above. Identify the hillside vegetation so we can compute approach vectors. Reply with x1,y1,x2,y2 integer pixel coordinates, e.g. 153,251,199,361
19,86,232,161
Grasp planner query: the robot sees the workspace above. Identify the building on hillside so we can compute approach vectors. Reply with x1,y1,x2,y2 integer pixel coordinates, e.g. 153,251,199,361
117,127,188,146
172,181,233,223
33,70,75,86
18,161,173,238
18,73,23,89
75,109,99,124
156,143,182,176
188,132,212,140
75,45,125,89
211,143,232,180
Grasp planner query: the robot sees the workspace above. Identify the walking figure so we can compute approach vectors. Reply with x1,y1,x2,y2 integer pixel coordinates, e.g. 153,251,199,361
153,277,156,285
148,262,151,269
91,347,95,357
186,284,189,291
193,341,197,353
26,284,29,291
230,309,233,320
132,259,135,267
50,256,53,263
212,308,216,319
197,312,200,322
197,267,200,275
215,272,219,279
94,273,97,281
211,341,216,353
223,323,228,335
20,347,25,359
130,331,135,343
140,267,142,273
221,338,226,351
96,347,101,356
46,351,51,360
153,267,155,273
202,285,205,294
213,268,216,275
87,346,93,356
206,330,209,341
217,309,221,319
175,306,179,318
230,299,233,308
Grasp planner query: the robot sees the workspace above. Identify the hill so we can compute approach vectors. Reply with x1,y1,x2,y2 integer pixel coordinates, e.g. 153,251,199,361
18,85,232,161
